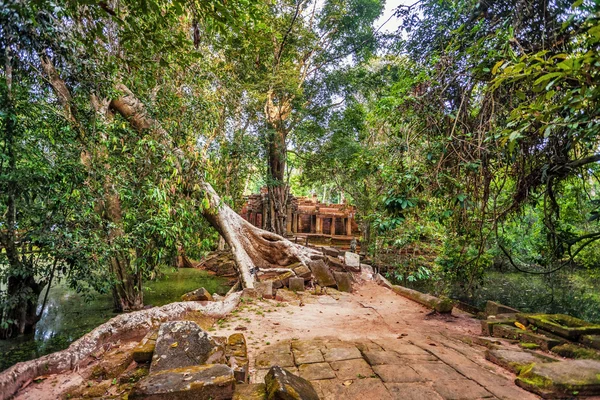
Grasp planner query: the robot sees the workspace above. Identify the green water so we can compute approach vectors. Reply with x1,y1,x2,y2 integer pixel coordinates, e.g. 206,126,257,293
0,269,231,372
404,269,600,323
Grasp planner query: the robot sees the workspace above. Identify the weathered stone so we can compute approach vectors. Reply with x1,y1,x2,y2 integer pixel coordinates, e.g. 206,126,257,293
517,313,600,340
181,287,213,302
329,358,374,380
485,349,558,374
275,288,301,304
308,259,336,287
242,288,258,299
391,285,453,313
255,281,274,299
333,272,353,293
289,277,305,292
516,359,600,398
151,321,225,373
520,331,562,351
119,364,150,384
362,351,405,366
292,345,324,365
322,346,362,362
293,264,312,281
373,365,424,383
410,363,464,381
551,343,600,360
298,362,336,380
485,300,520,316
313,378,392,400
89,347,133,380
360,264,374,276
492,324,526,340
432,378,493,400
321,246,340,257
256,344,295,369
130,364,235,400
373,341,431,356
227,333,249,383
264,366,319,400
375,273,393,289
384,382,443,400
325,255,346,271
581,334,600,350
233,383,267,400
133,329,159,363
344,251,360,268
481,319,516,336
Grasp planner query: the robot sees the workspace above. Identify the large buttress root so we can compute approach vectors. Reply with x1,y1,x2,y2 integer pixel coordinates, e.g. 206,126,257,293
201,183,322,288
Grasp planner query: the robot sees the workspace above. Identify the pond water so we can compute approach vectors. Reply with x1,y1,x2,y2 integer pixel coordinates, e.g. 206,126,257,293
0,268,231,372
404,269,600,323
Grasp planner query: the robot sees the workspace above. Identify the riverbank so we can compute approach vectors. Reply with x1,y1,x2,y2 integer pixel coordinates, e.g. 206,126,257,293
0,268,231,372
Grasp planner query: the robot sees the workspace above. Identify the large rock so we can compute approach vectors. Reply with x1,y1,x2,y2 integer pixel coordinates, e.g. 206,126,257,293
308,260,336,287
255,281,274,299
130,364,235,400
181,287,213,302
264,366,319,400
333,272,353,293
151,321,225,373
289,277,305,292
292,264,312,281
344,252,360,272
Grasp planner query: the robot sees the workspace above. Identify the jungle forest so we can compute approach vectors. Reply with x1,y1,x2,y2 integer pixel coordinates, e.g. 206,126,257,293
1,0,600,398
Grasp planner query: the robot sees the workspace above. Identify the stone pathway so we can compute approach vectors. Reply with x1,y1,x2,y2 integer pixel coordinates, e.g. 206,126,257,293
215,278,540,399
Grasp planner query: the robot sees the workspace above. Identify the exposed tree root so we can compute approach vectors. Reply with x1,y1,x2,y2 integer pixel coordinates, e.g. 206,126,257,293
0,293,241,400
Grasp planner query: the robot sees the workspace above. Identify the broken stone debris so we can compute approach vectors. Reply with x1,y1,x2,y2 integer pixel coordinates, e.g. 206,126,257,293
181,287,214,302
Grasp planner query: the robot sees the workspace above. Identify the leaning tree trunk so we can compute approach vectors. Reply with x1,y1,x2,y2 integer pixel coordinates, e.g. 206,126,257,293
267,127,289,236
201,182,322,288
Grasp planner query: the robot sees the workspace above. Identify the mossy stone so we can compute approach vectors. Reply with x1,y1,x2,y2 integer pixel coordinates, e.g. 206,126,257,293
551,343,600,360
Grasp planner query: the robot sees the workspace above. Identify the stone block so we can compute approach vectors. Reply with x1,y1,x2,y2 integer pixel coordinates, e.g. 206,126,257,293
518,313,600,340
181,287,213,302
265,366,319,400
516,359,600,398
288,277,305,292
298,362,336,380
432,378,493,399
133,329,158,363
321,246,340,257
344,251,360,267
292,342,325,364
485,349,558,374
360,263,374,276
485,300,520,316
255,281,273,299
325,255,345,271
492,324,525,340
130,364,235,400
362,351,405,366
410,363,464,381
373,365,425,383
233,383,267,400
256,350,295,369
581,334,600,350
313,378,393,400
481,319,515,336
329,358,374,380
333,271,353,293
384,382,443,400
292,264,312,281
226,333,249,383
242,288,258,299
550,343,600,360
521,331,562,351
151,321,225,373
89,347,133,380
307,259,336,287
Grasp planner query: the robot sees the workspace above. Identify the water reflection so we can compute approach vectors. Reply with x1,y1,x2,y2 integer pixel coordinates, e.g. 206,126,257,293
0,269,231,371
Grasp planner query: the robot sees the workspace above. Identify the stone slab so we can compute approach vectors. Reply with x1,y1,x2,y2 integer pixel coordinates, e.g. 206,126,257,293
581,334,600,350
233,383,267,400
385,382,443,400
255,350,295,369
485,349,557,374
312,377,393,400
255,281,273,299
330,358,374,380
518,313,600,340
492,324,525,340
373,365,425,383
292,346,324,365
516,359,600,397
298,362,336,381
344,251,360,267
432,378,494,399
130,364,235,400
133,330,158,364
363,350,406,366
322,346,362,362
481,319,516,336
151,321,224,373
410,363,465,381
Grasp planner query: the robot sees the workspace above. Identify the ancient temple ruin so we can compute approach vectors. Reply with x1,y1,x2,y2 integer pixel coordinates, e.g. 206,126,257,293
239,189,359,238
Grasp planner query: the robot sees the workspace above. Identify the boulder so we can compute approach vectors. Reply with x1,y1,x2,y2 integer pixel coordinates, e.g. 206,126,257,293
255,281,274,299
133,329,159,363
264,366,319,400
130,364,235,400
308,259,336,287
289,277,305,292
333,272,353,293
325,255,345,271
181,287,213,302
151,321,225,373
321,246,340,257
